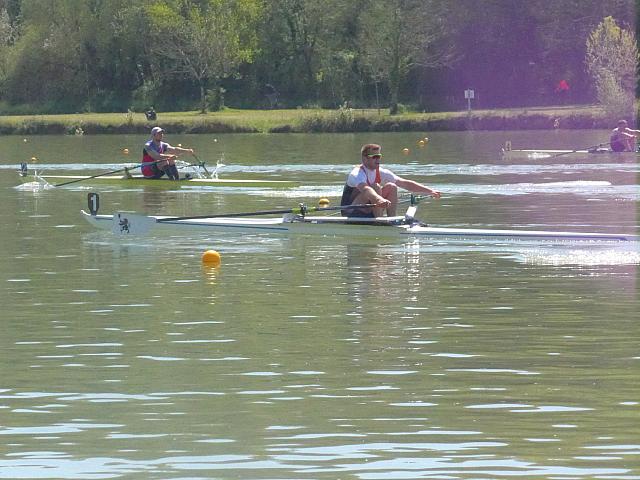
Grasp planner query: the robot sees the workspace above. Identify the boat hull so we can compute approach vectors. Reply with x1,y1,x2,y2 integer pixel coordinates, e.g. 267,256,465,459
22,174,299,189
81,211,638,244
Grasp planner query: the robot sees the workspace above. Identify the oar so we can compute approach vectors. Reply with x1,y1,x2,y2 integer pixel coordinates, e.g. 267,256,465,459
549,142,608,159
109,203,377,235
155,203,376,222
53,160,162,187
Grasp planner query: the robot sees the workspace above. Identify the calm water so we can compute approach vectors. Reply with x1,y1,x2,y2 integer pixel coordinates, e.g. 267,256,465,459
0,131,638,479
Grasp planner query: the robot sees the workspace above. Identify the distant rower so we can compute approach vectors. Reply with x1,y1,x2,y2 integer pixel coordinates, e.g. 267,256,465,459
610,119,640,152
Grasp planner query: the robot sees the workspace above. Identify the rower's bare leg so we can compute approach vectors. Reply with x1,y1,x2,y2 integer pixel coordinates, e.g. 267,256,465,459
370,184,386,217
351,191,374,216
166,158,180,180
381,183,398,216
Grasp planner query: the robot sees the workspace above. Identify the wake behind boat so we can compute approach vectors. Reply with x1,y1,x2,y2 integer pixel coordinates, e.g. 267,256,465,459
81,194,638,244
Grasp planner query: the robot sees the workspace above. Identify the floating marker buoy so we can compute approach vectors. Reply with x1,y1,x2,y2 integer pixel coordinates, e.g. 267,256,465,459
178,144,182,147
424,137,429,143
402,148,410,155
123,148,129,155
213,138,218,143
418,140,425,147
318,198,330,207
202,250,221,266
31,157,37,162
23,138,28,143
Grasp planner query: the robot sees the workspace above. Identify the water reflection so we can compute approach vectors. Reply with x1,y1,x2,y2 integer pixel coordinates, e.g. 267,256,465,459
2,131,639,480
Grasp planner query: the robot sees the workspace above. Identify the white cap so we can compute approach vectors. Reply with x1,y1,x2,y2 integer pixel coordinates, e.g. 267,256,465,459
150,126,164,136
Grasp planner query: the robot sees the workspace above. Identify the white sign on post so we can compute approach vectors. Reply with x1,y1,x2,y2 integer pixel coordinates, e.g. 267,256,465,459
464,89,475,111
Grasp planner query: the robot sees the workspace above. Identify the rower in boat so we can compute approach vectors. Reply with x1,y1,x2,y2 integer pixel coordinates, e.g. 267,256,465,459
142,126,195,180
340,143,441,216
609,119,640,152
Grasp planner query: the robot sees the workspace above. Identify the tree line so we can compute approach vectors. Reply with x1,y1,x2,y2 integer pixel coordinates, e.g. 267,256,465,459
0,0,636,115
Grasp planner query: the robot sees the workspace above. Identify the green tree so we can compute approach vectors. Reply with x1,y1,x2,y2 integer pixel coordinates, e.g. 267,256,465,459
253,0,350,107
1,0,148,112
357,0,455,114
586,16,638,118
145,0,262,113
3,0,90,108
0,7,16,97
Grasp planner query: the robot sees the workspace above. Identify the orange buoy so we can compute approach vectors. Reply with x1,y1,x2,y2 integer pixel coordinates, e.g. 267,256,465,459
202,250,221,266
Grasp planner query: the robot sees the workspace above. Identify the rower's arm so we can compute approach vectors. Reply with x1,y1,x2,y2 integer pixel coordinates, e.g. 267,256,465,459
144,147,174,161
396,178,441,198
168,146,194,155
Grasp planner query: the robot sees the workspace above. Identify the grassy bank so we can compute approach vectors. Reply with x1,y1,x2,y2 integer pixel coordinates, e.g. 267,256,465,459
0,104,614,135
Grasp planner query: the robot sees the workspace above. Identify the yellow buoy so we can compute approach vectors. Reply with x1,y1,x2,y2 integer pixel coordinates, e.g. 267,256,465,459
418,139,425,147
31,156,38,162
23,138,28,143
318,198,330,207
402,148,410,155
123,148,129,155
202,249,221,266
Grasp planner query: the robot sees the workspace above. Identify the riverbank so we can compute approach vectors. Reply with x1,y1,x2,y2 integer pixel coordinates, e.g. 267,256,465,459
0,104,616,135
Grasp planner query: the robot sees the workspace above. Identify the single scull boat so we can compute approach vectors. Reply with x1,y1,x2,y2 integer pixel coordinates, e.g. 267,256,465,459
18,161,299,188
80,195,637,244
500,142,638,159
22,173,299,189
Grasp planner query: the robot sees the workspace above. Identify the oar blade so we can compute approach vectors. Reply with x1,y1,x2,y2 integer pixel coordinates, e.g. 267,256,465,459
111,212,157,235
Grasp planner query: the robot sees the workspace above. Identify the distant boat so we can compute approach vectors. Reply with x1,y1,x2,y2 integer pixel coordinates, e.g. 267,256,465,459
501,142,639,160
19,173,299,189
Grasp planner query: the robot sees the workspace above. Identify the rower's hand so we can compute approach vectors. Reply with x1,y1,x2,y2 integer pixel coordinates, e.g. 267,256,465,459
375,198,392,208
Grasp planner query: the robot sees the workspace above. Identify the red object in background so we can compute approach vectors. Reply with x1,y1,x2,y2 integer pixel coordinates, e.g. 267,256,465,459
556,79,570,92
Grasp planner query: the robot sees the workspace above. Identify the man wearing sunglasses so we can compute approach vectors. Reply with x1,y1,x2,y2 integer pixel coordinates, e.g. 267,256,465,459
340,143,441,217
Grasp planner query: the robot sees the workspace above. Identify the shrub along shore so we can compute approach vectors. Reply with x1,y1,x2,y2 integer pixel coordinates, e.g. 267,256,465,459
0,104,624,135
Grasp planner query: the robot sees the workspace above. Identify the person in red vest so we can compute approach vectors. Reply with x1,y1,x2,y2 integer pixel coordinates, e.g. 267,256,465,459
340,143,441,217
142,127,195,180
555,79,569,104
